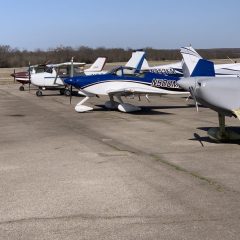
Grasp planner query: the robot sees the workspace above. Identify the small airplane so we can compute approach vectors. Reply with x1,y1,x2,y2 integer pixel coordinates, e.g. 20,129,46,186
179,76,240,142
11,64,48,91
178,50,240,142
64,51,189,113
30,57,107,96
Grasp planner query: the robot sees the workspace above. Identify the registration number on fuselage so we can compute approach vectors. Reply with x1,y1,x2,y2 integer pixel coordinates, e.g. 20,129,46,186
150,68,177,75
151,79,179,89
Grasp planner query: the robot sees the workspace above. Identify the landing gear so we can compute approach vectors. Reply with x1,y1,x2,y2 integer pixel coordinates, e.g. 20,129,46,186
36,90,43,97
64,89,71,96
75,96,93,112
74,90,95,112
105,95,141,113
19,86,24,91
104,95,120,110
208,113,240,142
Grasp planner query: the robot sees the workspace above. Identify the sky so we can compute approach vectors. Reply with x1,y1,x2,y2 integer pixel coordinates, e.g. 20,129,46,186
0,0,239,50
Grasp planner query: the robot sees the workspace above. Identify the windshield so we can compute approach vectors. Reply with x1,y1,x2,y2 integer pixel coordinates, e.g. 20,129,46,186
110,66,136,76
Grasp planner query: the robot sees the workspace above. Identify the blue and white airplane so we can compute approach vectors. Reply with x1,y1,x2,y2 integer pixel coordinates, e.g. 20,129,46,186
64,50,192,113
65,67,186,113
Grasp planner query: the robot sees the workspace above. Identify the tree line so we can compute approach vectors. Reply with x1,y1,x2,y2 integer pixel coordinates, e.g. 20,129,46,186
1,45,240,68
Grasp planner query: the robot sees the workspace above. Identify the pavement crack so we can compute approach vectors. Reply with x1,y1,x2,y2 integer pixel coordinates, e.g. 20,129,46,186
1,214,239,226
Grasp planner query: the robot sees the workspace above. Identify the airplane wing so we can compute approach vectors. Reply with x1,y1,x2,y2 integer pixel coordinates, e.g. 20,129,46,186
52,62,86,67
107,87,187,96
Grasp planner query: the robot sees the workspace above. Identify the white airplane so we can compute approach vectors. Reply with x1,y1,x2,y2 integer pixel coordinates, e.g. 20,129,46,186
180,46,240,77
11,64,51,91
31,57,107,96
179,48,240,141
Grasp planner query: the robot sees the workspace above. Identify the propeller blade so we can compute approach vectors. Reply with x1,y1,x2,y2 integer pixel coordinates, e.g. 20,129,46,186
70,85,72,104
13,69,16,83
28,62,31,92
189,86,198,112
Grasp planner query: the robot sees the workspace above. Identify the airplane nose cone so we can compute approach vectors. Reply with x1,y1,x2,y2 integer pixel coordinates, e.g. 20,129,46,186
178,77,196,91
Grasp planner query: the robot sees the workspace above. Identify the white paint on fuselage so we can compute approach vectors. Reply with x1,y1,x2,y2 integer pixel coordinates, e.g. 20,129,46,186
31,72,64,87
83,81,186,95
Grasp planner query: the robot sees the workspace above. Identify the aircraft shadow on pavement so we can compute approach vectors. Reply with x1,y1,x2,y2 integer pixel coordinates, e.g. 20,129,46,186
130,105,193,115
94,104,193,115
189,127,240,146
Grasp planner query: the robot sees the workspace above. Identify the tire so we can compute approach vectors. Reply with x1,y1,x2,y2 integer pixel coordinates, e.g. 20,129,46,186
19,86,24,91
64,89,71,96
36,90,43,97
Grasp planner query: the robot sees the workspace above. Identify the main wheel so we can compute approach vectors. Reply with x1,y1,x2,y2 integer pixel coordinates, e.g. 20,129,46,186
19,86,24,91
64,89,71,96
36,90,43,97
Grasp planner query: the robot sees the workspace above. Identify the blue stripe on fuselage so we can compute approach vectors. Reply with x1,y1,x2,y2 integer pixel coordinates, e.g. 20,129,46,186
65,72,180,89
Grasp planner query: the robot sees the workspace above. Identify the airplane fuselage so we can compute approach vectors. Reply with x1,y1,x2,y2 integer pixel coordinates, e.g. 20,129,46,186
65,71,187,96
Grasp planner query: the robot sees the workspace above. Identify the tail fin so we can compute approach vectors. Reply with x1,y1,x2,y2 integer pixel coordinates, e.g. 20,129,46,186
125,51,145,72
141,58,150,70
85,57,107,73
181,46,215,77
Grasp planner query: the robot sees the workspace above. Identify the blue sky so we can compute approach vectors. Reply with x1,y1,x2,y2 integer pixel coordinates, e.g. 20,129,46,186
0,0,239,50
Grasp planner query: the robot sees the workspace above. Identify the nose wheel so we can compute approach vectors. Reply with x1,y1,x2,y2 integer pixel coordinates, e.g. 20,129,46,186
19,86,24,91
36,90,43,97
64,89,71,96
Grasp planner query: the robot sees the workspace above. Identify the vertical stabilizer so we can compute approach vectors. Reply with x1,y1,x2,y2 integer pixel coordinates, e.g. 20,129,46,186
85,57,107,72
125,51,146,71
181,46,202,77
181,46,215,77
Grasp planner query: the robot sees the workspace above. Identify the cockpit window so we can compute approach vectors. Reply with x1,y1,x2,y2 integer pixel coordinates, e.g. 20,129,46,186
45,67,53,74
35,66,48,73
110,67,136,77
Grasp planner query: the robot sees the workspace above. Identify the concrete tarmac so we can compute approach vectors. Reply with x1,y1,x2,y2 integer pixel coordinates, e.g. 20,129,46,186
0,85,240,240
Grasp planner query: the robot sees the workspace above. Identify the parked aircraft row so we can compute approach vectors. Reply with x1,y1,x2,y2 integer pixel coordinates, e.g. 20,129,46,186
11,46,240,142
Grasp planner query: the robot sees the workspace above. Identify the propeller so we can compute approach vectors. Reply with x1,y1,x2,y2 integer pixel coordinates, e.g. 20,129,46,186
69,85,73,104
189,86,198,112
13,69,16,83
69,57,74,104
28,62,31,92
